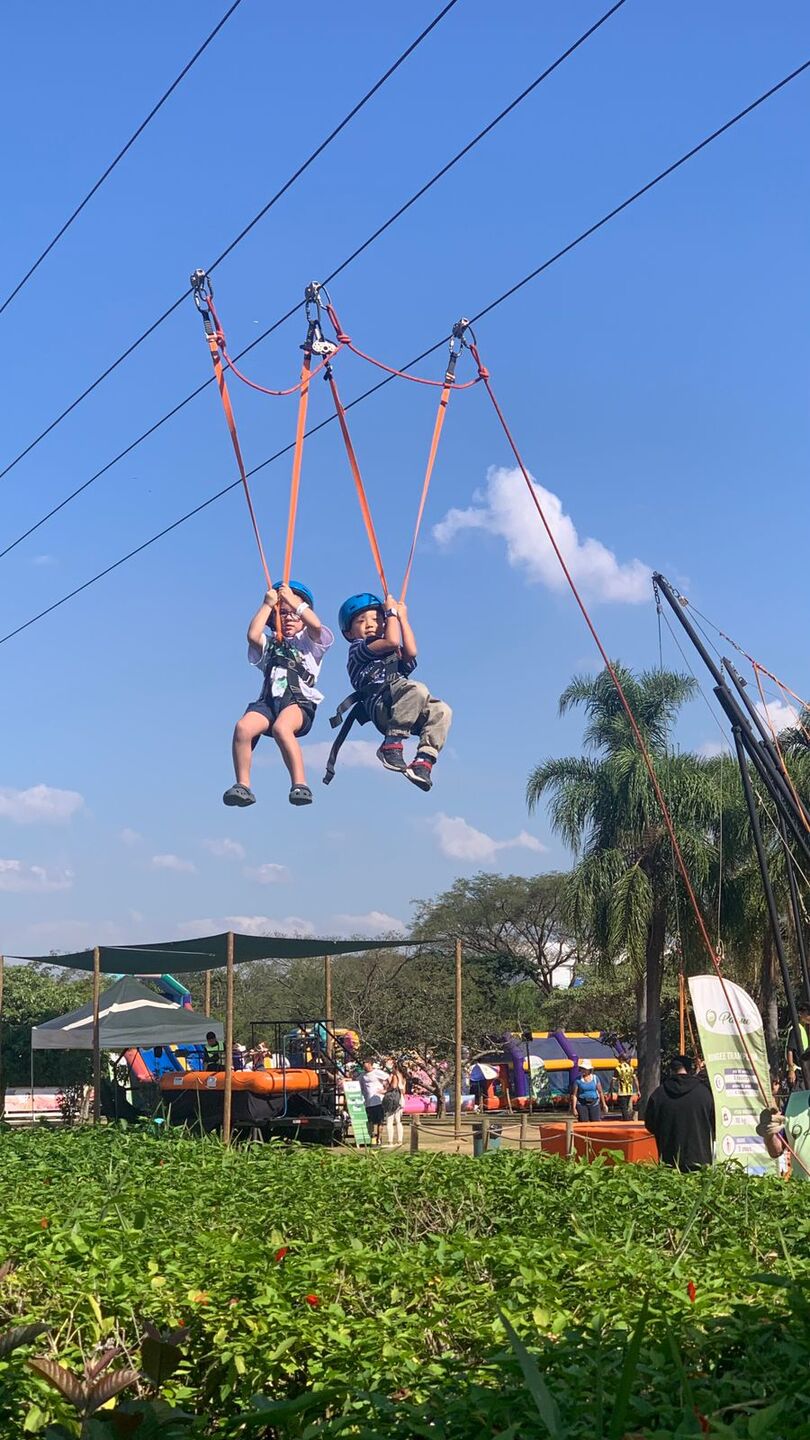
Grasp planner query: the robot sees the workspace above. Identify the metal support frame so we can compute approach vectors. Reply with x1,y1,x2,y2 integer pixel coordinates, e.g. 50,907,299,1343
654,572,810,1090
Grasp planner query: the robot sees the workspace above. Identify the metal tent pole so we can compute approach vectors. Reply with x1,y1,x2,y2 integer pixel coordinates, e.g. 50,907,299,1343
92,946,101,1124
223,932,235,1145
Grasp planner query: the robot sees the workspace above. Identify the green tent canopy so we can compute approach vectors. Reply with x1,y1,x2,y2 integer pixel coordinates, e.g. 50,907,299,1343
31,976,224,1051
14,931,414,975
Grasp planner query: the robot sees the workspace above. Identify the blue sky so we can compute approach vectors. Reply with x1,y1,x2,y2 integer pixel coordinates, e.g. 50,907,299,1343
1,1,808,956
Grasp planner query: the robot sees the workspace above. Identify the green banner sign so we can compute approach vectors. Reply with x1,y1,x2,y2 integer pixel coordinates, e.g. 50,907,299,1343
343,1079,371,1146
688,975,777,1175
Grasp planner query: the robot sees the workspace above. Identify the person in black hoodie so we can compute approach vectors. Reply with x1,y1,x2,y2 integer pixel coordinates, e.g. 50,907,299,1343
644,1055,715,1171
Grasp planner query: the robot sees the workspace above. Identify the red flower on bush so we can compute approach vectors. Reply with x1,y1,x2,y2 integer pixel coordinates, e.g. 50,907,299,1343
274,1247,289,1263
304,1294,321,1308
39,1218,49,1229
687,1281,697,1304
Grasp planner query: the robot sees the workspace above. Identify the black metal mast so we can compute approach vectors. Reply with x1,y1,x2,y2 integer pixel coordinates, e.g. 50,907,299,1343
654,572,810,1091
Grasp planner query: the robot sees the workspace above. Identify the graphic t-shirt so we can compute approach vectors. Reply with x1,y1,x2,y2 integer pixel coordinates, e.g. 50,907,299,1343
615,1060,636,1096
249,627,334,706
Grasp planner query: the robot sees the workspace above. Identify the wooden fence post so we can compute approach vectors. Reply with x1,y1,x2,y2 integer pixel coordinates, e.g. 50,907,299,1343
409,1116,420,1154
519,1112,528,1151
453,938,463,1140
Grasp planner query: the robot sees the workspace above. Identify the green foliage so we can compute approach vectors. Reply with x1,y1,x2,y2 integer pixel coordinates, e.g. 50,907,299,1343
412,871,584,992
0,1129,809,1437
2,964,93,1088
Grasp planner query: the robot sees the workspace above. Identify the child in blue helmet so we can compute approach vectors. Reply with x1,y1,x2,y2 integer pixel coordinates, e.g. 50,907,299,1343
223,582,334,808
336,592,452,791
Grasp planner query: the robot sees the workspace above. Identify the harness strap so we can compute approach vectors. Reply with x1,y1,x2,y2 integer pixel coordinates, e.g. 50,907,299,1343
191,273,273,590
323,703,368,786
282,347,313,590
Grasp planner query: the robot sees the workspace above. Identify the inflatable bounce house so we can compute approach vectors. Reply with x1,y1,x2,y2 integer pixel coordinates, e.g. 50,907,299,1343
470,1031,636,1111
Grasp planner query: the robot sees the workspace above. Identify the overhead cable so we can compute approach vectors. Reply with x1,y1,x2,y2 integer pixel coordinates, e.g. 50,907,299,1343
0,0,628,560
0,0,461,483
1,57,807,648
0,0,246,317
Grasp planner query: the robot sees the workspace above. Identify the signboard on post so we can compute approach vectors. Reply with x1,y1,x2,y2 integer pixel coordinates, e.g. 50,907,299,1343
688,975,777,1175
343,1079,371,1146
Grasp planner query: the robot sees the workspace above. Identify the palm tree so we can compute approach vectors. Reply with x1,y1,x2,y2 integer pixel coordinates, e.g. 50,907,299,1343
526,665,722,1105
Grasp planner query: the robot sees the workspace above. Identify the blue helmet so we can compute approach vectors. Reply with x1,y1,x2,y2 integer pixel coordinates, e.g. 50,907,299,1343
338,592,383,637
277,580,314,610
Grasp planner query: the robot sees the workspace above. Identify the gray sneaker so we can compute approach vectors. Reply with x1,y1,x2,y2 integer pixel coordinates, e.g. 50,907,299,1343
223,784,256,807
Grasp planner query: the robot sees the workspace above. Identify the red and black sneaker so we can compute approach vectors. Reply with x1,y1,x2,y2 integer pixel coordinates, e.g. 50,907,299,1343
377,740,408,773
405,753,434,791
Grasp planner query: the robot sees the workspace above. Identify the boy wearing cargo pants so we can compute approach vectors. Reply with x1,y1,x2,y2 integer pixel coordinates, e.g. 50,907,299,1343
338,592,452,792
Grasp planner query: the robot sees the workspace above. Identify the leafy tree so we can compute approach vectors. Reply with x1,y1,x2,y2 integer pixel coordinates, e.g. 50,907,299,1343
2,963,93,1091
526,665,722,1105
412,872,585,992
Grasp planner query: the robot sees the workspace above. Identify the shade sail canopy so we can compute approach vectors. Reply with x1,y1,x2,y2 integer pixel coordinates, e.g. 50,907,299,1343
32,976,224,1051
16,931,413,975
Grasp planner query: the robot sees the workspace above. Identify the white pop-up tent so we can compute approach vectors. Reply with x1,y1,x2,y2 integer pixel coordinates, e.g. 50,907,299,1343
32,976,223,1051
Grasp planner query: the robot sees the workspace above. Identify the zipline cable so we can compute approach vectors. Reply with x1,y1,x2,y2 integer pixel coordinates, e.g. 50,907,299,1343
0,0,246,318
0,0,462,484
0,0,626,559
2,57,808,646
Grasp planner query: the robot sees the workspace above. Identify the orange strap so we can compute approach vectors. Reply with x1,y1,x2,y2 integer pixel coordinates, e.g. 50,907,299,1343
204,331,272,589
282,349,312,587
400,379,452,601
326,368,388,596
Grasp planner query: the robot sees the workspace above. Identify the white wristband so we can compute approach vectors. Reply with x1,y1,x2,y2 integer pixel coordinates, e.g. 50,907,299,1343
295,601,309,617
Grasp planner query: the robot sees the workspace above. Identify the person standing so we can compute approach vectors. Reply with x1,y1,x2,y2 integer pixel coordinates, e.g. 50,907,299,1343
382,1059,407,1148
644,1055,715,1171
570,1060,607,1122
360,1057,388,1144
614,1057,638,1121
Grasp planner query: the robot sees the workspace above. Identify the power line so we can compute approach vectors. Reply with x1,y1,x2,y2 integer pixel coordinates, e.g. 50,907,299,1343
2,57,807,649
0,0,461,484
0,0,246,318
0,0,628,562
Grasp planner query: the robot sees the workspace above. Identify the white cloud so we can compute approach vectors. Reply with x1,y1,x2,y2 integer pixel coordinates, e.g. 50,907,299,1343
0,859,73,893
119,827,143,847
244,862,290,884
697,738,730,759
177,915,316,939
152,853,196,874
755,700,796,736
332,910,406,937
22,917,129,950
32,554,56,567
203,838,246,861
434,465,650,604
432,813,547,864
0,784,84,825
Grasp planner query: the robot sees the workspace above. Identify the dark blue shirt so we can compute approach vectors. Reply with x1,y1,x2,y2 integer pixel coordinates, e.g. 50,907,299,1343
347,640,417,695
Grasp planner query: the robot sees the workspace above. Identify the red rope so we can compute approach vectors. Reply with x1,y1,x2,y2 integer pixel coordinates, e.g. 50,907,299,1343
469,339,807,1177
325,303,479,389
207,296,339,395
